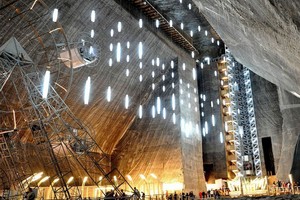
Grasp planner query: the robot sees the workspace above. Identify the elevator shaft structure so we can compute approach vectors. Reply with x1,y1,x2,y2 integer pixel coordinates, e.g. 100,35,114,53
225,48,262,177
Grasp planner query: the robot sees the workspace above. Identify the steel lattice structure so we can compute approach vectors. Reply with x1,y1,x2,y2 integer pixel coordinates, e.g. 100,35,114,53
225,48,262,177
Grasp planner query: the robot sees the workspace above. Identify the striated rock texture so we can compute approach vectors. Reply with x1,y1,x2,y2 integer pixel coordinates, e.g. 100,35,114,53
250,72,282,176
193,0,300,95
277,89,300,181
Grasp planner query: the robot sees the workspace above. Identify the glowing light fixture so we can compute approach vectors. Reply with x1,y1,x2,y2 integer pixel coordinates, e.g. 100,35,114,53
139,62,143,69
156,57,160,66
139,74,143,82
200,62,204,69
91,29,95,38
127,41,130,48
42,70,50,99
152,105,156,118
37,176,49,186
52,178,59,185
211,37,215,43
182,63,186,70
156,19,160,28
91,10,96,22
110,29,114,37
171,60,174,68
172,93,176,110
152,83,155,90
116,42,121,62
89,46,94,55
211,101,214,108
139,105,143,118
191,51,195,58
117,21,122,32
217,40,220,46
220,132,223,143
126,55,130,62
127,175,133,181
125,94,129,109
139,174,146,180
139,19,143,28
205,121,208,134
180,23,184,30
173,113,176,124
52,8,58,22
162,85,165,92
67,176,74,184
193,68,196,80
198,25,201,32
107,86,111,102
110,43,113,51
205,30,208,36
83,176,88,184
113,176,117,182
157,97,161,114
126,69,129,76
138,42,143,59
152,71,155,78
163,107,166,119
169,20,173,27
188,3,191,9
109,58,112,66
212,114,215,126
150,173,157,179
190,30,193,37
84,76,91,105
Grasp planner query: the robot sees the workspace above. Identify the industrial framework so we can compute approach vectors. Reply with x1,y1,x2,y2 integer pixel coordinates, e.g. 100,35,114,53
225,48,262,177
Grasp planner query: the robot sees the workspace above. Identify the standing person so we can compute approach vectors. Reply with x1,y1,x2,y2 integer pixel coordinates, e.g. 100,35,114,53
133,187,140,200
27,188,35,200
174,192,178,200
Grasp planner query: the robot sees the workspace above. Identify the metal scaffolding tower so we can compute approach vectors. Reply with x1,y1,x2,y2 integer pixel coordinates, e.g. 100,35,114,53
225,48,262,177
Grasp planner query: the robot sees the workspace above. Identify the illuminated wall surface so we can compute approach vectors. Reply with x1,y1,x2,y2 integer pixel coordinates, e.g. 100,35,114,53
198,60,227,181
0,0,209,195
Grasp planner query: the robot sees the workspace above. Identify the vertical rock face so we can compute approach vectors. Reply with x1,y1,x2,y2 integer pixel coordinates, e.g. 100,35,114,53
277,89,300,181
192,0,300,95
251,72,282,176
199,61,228,181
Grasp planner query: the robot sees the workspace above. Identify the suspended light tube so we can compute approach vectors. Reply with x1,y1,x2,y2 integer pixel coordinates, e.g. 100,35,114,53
157,97,161,114
163,107,166,119
52,8,58,22
42,70,50,99
116,42,121,62
155,19,159,28
107,86,111,102
152,105,156,118
193,68,197,80
91,29,95,38
139,105,143,118
139,19,143,28
172,113,176,124
84,76,91,105
117,22,122,32
212,114,215,126
172,93,176,110
138,42,143,59
125,95,129,109
91,10,96,22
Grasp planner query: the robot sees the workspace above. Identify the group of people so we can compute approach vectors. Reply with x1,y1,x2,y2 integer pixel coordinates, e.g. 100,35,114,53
166,190,222,200
104,187,145,200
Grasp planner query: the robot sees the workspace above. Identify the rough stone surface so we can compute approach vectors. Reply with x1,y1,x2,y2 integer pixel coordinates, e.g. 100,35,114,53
193,0,300,95
199,61,228,181
251,72,282,176
277,89,300,181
